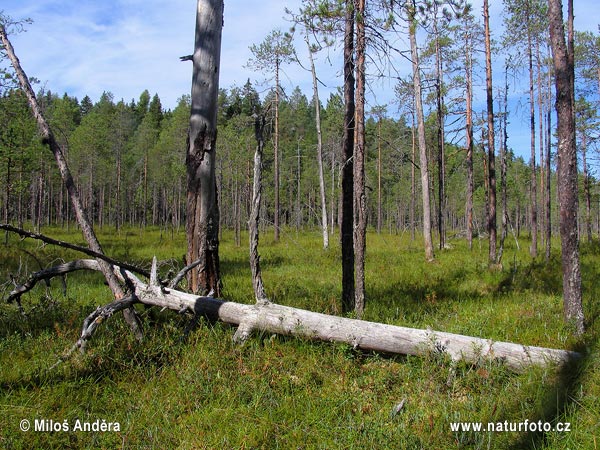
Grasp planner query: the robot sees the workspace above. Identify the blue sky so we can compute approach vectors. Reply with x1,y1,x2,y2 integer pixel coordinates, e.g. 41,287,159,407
2,0,598,163
2,0,311,108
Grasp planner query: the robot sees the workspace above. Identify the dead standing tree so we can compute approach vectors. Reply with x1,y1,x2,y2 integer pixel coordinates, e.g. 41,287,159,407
548,0,584,335
185,0,224,296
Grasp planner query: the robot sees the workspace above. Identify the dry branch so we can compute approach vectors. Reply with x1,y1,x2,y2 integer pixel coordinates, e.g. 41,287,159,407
52,295,139,366
7,259,100,303
0,224,150,279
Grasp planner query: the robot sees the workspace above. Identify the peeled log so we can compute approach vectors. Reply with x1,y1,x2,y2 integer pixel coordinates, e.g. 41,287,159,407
132,267,579,372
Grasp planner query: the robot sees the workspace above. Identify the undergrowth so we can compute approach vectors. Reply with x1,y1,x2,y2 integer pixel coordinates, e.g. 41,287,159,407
0,226,598,449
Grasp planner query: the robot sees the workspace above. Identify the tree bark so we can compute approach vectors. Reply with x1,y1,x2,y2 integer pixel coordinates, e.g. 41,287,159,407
433,10,446,251
410,110,416,242
341,0,356,313
408,1,434,262
483,0,497,265
377,118,382,234
43,258,579,373
581,134,592,243
306,36,329,250
274,58,281,242
498,62,509,265
186,0,223,296
250,115,267,301
465,24,474,251
354,0,367,318
545,66,552,259
527,6,538,258
548,0,584,335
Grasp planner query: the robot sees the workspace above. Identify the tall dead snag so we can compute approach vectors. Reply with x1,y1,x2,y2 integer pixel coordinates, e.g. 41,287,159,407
548,0,584,335
341,0,356,313
353,0,366,318
497,61,510,265
249,114,267,301
0,23,143,341
527,6,538,259
305,35,330,250
464,19,474,251
483,0,497,265
408,0,435,262
186,0,223,296
247,30,295,243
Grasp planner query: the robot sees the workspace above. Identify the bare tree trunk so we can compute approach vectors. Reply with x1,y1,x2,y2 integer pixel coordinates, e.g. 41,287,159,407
185,0,223,296
409,1,434,261
582,134,592,243
484,0,497,265
7,250,580,372
306,36,329,250
545,64,552,259
498,62,509,265
536,42,546,251
249,115,267,301
527,10,538,258
4,156,10,224
341,0,356,313
410,111,416,242
0,24,142,341
377,118,382,234
273,59,281,242
548,0,584,335
465,26,474,251
434,14,446,251
354,0,367,317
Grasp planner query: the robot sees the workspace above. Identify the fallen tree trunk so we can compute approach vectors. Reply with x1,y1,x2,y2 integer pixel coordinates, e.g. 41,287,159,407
6,254,580,372
129,260,578,372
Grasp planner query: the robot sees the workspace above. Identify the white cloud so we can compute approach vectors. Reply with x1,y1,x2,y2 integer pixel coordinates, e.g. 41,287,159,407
2,0,316,109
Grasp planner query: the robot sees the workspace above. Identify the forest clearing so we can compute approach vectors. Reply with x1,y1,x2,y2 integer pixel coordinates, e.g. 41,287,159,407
1,228,598,448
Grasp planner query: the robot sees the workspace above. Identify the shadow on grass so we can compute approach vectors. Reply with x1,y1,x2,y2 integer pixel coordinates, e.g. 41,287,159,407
0,310,194,392
367,265,484,322
496,255,563,296
508,340,591,450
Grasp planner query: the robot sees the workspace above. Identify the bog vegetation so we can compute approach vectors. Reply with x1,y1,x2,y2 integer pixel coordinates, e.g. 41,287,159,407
1,228,599,448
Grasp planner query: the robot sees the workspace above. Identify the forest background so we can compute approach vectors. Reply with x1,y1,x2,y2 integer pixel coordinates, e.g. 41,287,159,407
1,0,600,247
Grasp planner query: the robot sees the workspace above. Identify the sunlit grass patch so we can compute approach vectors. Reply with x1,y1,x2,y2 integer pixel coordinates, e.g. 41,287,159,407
0,226,598,449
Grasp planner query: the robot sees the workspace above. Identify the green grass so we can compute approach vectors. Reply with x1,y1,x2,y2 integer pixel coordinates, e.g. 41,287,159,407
0,226,598,449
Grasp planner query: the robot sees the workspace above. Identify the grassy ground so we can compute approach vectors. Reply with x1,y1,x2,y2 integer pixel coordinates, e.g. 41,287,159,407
0,225,598,449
